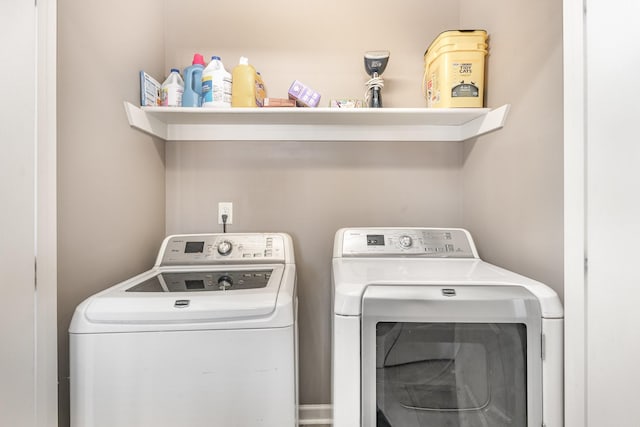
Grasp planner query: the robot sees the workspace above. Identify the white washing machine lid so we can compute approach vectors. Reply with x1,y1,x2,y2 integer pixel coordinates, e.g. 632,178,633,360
70,233,297,333
70,264,296,333
332,257,563,318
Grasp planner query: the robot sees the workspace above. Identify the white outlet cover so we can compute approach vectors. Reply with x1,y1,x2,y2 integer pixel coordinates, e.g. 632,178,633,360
218,202,233,224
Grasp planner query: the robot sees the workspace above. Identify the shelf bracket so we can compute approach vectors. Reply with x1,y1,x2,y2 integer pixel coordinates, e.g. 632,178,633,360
458,104,510,141
124,101,168,140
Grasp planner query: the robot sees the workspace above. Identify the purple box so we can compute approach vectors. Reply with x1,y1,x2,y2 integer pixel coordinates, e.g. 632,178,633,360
288,80,321,108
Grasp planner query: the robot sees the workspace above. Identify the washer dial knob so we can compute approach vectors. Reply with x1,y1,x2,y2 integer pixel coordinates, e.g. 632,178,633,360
399,235,413,249
217,275,233,290
217,240,233,256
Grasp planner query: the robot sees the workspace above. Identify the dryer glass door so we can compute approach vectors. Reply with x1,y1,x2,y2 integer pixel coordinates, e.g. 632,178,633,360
361,285,542,427
375,322,526,427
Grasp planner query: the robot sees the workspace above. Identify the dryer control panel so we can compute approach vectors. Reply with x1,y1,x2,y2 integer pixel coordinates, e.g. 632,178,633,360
337,228,478,258
158,233,290,266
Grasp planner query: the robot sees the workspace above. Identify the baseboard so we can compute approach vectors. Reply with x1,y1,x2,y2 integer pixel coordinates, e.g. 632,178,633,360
298,404,333,425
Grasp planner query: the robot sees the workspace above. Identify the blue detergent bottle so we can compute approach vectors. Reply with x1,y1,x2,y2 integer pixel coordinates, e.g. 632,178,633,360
181,53,206,107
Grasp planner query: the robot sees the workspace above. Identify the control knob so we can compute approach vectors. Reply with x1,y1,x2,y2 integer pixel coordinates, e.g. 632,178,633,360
217,240,233,256
399,235,413,249
217,275,233,290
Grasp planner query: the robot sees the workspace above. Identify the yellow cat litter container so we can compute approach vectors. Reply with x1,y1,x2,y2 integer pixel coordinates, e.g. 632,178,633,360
423,30,488,108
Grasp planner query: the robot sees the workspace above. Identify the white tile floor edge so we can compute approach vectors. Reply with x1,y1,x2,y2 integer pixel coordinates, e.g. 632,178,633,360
298,404,333,426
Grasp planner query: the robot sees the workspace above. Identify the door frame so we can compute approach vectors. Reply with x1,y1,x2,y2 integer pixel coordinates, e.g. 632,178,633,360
563,0,587,425
36,0,58,424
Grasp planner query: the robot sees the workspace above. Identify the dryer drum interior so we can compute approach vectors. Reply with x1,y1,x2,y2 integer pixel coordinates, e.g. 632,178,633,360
374,322,527,427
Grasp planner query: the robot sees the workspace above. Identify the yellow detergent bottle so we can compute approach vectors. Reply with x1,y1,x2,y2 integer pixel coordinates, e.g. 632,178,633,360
232,57,263,107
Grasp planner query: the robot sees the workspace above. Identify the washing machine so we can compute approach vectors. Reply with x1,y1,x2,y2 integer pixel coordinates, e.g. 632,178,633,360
70,233,298,427
332,227,563,427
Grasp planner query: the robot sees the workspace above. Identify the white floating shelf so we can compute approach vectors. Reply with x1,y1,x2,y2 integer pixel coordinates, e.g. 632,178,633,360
124,101,510,142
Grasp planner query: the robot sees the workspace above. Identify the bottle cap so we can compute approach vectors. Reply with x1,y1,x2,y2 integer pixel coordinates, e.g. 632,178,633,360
212,56,221,61
239,56,249,65
192,53,205,66
170,68,180,73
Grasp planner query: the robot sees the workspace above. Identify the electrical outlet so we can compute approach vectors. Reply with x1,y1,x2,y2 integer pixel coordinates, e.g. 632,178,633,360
218,202,233,225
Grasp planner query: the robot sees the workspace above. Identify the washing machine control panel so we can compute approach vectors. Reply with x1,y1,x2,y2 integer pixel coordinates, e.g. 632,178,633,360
126,269,273,292
340,228,477,258
159,234,288,265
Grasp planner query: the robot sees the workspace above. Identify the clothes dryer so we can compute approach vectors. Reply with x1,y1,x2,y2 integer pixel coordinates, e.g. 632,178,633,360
332,228,563,427
70,233,297,427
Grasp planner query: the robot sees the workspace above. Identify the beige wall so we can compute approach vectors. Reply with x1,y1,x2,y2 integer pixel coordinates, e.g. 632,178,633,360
57,1,166,425
166,141,464,403
163,0,460,108
460,0,564,299
56,0,564,420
